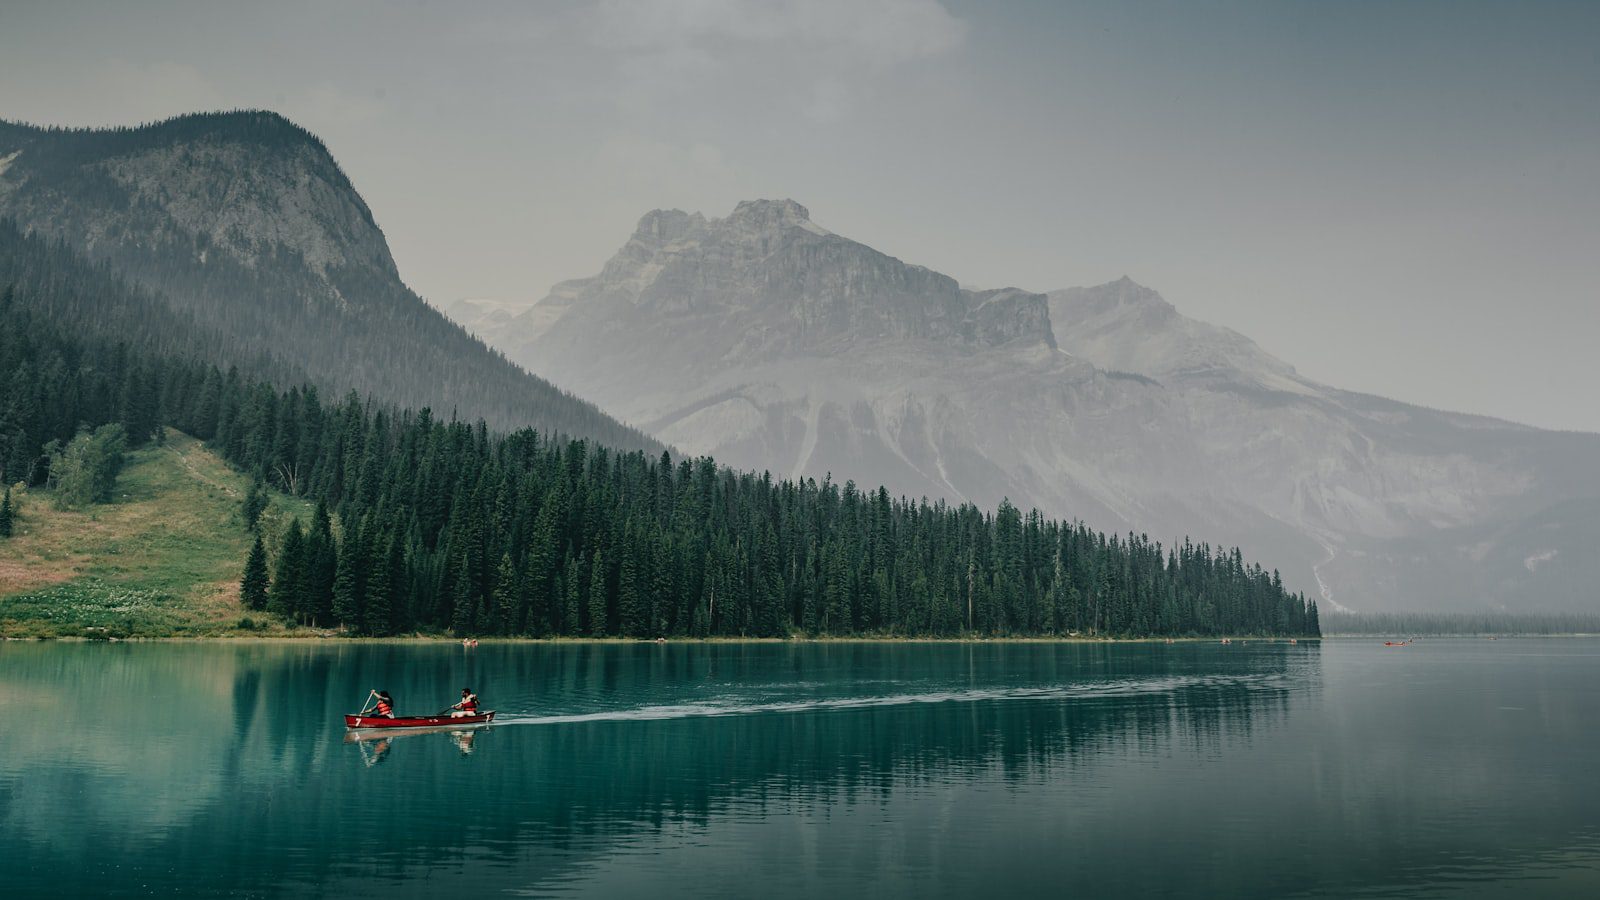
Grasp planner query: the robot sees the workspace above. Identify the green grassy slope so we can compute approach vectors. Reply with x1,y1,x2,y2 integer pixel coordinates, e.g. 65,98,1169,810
0,433,311,637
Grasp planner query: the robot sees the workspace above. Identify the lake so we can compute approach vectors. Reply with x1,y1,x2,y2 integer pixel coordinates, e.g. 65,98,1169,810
1,640,1597,898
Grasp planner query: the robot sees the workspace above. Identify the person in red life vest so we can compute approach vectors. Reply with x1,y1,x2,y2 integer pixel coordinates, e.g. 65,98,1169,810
362,690,396,719
450,687,479,718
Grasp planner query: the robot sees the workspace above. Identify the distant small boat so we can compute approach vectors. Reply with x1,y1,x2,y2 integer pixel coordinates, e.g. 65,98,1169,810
1383,640,1413,647
345,711,495,729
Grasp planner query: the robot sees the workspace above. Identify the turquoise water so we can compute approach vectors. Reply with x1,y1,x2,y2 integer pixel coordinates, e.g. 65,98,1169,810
1,640,1597,897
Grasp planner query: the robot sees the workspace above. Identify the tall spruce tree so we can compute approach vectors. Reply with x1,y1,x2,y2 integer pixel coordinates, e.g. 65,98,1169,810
305,500,338,626
241,533,270,610
491,553,518,636
268,520,306,620
564,556,584,635
587,549,609,637
331,521,367,632
242,478,267,531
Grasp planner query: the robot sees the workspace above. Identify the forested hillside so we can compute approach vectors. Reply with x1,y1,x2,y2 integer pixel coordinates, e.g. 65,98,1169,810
1,259,1318,639
0,112,658,450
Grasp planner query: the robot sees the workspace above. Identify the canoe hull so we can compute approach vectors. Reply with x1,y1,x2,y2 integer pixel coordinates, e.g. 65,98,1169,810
344,711,495,729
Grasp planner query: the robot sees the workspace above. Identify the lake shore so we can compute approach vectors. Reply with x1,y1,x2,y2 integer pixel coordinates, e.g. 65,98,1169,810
19,630,1599,643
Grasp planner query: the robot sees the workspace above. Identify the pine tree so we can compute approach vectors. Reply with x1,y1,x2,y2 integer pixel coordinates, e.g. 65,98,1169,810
331,522,367,631
305,500,338,626
491,553,517,636
449,555,476,636
563,556,583,635
587,549,609,636
524,493,559,633
363,534,399,637
618,526,648,637
242,477,267,531
240,533,270,610
268,519,306,620
0,487,13,539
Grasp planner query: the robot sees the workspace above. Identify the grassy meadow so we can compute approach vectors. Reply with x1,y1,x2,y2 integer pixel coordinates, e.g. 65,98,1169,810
0,432,311,638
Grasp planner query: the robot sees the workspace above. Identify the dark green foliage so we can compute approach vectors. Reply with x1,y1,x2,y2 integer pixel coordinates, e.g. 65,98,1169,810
363,535,401,637
2,223,1317,640
563,556,583,635
330,521,366,631
242,478,267,531
241,534,270,611
0,486,14,538
305,500,337,626
588,549,610,637
268,520,306,620
45,424,128,507
491,553,518,637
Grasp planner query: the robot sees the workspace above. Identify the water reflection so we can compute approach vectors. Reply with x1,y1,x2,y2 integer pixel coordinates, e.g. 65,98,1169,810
2,640,1597,898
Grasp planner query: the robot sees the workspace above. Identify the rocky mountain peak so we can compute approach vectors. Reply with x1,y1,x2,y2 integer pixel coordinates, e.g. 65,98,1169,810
601,199,1049,350
0,109,397,279
724,198,813,228
962,288,1058,350
1068,276,1177,319
631,208,706,244
1048,278,1302,388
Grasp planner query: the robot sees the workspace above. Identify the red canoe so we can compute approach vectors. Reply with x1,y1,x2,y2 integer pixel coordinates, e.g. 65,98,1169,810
345,711,495,729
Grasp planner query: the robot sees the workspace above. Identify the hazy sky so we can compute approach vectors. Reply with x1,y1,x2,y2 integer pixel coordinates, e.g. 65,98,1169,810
2,1,1597,430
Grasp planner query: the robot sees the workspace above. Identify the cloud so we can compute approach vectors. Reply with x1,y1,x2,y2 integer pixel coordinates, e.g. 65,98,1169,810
592,0,967,64
578,0,966,123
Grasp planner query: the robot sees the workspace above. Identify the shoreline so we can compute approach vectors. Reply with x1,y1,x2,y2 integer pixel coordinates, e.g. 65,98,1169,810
12,633,1600,644
4,634,1324,645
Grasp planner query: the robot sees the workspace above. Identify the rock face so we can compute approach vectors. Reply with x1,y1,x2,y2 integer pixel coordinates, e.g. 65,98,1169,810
0,113,393,277
481,200,1600,613
0,112,658,451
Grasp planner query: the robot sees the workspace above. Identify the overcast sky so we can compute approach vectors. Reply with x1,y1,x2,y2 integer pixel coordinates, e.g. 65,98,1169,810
2,1,1596,430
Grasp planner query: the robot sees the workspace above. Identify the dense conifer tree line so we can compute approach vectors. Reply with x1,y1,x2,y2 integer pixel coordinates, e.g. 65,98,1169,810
1,252,1319,638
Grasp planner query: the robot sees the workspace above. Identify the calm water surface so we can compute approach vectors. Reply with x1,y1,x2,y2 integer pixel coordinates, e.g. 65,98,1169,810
1,640,1597,898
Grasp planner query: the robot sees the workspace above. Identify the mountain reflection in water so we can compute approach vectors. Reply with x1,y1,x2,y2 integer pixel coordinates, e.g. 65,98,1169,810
2,640,1597,898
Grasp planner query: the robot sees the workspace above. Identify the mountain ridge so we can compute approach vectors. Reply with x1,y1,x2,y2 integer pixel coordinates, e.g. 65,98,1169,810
0,110,660,452
469,199,1600,613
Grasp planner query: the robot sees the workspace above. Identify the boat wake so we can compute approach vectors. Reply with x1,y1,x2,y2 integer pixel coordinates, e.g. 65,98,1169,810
492,673,1286,727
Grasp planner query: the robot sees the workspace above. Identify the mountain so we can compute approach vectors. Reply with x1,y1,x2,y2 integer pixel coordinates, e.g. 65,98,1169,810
0,111,659,452
474,199,1600,613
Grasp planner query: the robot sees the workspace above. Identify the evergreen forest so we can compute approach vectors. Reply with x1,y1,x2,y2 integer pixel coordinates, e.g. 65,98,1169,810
0,220,1319,639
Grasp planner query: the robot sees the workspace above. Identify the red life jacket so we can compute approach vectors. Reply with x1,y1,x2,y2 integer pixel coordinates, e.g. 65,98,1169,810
375,698,393,717
460,695,478,713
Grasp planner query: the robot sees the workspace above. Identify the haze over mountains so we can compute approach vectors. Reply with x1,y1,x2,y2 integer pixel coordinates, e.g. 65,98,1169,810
459,200,1600,614
0,112,659,452
3,109,1591,615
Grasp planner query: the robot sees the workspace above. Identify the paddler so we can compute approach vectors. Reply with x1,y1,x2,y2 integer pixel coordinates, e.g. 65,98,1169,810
450,687,479,718
363,690,396,718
